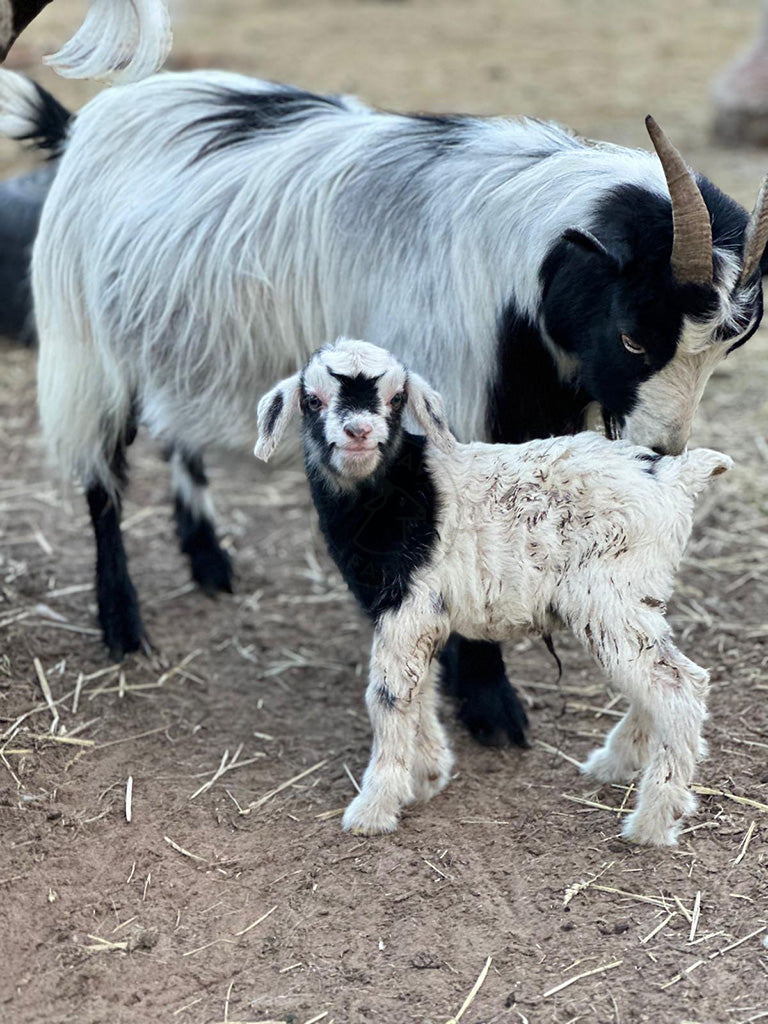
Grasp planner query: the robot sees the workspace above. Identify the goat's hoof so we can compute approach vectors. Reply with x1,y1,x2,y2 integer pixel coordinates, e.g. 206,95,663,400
342,795,400,835
412,747,454,802
581,747,639,785
190,542,234,596
99,591,147,662
458,680,530,748
620,792,697,847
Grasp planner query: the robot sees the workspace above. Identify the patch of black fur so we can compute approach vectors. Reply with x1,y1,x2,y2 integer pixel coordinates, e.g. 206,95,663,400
488,304,591,443
181,451,208,487
696,175,750,262
302,387,335,462
306,432,439,620
188,86,346,160
174,497,234,595
439,636,529,747
11,0,53,36
329,370,382,415
86,433,145,660
635,451,662,476
173,453,234,595
16,83,72,159
265,392,284,436
402,112,468,154
375,684,397,710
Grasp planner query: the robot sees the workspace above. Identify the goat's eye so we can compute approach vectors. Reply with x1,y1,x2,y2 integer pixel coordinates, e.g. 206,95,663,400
305,394,323,412
390,392,405,409
621,333,645,355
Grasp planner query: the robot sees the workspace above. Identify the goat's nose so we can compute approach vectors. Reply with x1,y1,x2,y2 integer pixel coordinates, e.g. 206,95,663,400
344,422,373,440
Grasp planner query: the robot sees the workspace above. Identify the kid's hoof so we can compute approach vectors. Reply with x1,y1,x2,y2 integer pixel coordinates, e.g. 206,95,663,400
342,795,400,835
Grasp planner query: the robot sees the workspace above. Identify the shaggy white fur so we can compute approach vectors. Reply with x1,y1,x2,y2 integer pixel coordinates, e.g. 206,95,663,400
45,0,172,82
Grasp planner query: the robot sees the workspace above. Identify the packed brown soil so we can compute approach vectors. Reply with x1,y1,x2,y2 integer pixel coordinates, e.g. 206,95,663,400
1,2,767,1022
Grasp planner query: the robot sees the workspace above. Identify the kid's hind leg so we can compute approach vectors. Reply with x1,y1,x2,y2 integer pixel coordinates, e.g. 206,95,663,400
621,645,709,846
86,419,146,661
170,447,233,595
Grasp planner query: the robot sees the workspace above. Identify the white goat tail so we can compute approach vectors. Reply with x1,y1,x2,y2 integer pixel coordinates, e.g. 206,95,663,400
44,0,172,83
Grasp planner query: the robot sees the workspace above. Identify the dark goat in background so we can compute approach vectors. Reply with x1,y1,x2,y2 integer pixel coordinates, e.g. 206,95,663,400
0,163,51,342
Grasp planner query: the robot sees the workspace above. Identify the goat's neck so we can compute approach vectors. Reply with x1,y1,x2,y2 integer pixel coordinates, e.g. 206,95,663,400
306,432,440,620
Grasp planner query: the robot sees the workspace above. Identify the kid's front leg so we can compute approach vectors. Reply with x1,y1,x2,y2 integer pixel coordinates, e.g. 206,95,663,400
342,608,448,835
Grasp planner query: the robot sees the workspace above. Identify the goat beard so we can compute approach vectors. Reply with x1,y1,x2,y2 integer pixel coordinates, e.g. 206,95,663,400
602,408,621,441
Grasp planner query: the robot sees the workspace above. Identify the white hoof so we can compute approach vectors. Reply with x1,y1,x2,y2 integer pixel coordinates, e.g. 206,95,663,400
342,794,401,835
621,791,698,847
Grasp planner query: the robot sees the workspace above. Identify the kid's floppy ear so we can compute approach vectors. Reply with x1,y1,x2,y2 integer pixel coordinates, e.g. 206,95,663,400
406,371,456,453
254,372,302,462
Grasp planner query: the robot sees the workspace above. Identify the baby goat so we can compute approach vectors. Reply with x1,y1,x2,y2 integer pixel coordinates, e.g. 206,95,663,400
256,339,732,846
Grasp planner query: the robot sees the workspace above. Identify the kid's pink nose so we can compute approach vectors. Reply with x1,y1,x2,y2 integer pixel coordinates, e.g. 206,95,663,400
344,422,373,440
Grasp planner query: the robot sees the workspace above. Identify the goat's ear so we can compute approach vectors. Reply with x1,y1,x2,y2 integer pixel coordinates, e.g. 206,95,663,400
406,371,456,453
254,372,302,461
562,228,621,269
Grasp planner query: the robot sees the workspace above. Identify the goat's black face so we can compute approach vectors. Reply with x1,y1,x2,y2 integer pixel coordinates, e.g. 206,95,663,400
541,182,763,455
300,340,408,484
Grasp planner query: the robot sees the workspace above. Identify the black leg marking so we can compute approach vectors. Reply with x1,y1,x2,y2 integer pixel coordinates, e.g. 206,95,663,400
375,683,397,710
172,451,234,595
86,438,146,661
439,635,529,747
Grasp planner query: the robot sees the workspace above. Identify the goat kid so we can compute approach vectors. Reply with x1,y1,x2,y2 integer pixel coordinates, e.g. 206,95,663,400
1,69,764,748
257,339,732,846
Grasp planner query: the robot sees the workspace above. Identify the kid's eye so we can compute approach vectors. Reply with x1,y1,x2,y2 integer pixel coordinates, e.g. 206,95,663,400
621,333,645,355
305,394,323,412
390,392,406,409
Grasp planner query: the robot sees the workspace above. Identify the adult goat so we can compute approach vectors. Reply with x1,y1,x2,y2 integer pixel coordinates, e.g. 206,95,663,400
2,68,765,745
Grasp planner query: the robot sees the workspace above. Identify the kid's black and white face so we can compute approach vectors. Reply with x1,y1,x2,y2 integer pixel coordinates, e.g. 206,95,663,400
300,341,408,481
255,338,454,475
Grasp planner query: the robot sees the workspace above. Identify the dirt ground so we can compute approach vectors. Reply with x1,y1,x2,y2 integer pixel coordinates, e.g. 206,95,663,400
1,2,768,1022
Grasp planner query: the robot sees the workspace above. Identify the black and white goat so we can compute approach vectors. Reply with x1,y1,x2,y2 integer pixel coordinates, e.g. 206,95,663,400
0,0,171,81
257,338,732,845
1,68,765,747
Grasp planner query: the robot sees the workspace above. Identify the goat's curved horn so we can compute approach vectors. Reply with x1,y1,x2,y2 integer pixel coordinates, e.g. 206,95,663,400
739,174,768,285
645,115,713,286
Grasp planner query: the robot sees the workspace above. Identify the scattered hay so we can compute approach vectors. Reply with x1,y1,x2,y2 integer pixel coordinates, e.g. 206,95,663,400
543,959,623,998
443,956,492,1024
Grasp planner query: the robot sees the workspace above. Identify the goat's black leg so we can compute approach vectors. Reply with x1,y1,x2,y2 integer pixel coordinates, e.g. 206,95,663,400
86,430,146,661
439,636,529,747
170,448,233,595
